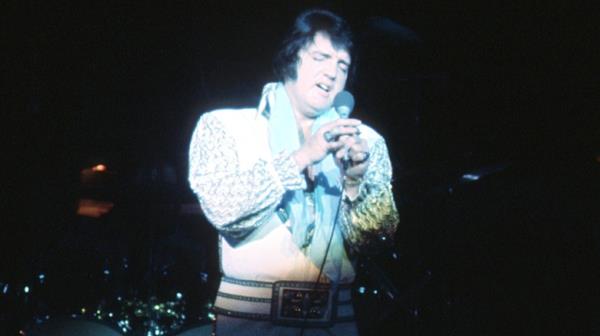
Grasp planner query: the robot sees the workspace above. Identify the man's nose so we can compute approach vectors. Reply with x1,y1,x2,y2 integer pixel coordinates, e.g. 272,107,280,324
323,60,337,79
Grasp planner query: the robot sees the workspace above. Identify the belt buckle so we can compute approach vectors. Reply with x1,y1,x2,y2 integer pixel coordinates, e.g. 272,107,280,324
271,281,335,327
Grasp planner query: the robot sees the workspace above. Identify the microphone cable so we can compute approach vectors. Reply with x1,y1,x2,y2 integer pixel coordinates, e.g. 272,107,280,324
299,93,355,335
298,181,346,336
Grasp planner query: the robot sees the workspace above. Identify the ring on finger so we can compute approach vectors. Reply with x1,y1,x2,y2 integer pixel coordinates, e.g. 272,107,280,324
323,131,335,142
355,152,370,162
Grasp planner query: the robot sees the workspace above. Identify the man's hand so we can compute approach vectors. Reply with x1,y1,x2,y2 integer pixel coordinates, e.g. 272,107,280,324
292,118,361,172
335,134,369,199
335,135,369,178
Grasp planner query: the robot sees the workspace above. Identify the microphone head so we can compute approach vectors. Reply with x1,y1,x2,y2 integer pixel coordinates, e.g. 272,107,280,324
333,90,355,118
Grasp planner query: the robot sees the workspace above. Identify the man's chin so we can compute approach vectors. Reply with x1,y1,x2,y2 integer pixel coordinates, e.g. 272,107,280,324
313,104,333,115
311,100,334,112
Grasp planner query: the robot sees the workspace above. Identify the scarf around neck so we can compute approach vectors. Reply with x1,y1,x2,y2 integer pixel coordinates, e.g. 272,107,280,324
258,82,345,283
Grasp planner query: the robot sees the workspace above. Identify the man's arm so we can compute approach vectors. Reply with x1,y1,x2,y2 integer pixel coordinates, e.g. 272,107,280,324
339,137,399,254
188,112,305,244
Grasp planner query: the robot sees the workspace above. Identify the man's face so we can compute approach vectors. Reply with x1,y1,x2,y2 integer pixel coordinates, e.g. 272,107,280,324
285,32,351,119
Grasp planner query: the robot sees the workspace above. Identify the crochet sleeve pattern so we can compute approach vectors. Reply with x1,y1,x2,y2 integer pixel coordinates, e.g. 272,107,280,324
188,113,304,244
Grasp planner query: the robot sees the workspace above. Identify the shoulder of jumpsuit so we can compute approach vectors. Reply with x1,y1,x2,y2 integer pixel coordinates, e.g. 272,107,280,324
199,107,263,131
198,107,271,168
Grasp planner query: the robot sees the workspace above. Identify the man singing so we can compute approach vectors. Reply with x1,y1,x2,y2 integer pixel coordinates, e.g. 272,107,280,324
189,8,399,335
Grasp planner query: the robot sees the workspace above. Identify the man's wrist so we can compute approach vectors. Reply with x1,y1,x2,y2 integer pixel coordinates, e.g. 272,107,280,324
292,149,311,172
343,175,363,201
273,151,307,190
343,175,363,187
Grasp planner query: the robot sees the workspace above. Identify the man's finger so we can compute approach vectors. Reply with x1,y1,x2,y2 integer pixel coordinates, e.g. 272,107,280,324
326,139,346,152
350,151,370,163
334,145,348,160
332,118,361,127
345,161,368,176
323,127,360,142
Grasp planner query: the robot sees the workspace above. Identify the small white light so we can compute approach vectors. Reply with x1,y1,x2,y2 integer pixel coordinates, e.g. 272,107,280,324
461,173,480,181
358,286,366,294
23,286,30,293
176,292,183,299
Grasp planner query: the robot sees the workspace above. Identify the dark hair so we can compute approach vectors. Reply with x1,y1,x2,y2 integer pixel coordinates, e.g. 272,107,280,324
273,9,354,83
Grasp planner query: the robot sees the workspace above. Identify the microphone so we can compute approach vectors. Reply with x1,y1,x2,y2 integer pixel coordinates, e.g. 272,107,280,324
333,91,356,169
333,90,355,118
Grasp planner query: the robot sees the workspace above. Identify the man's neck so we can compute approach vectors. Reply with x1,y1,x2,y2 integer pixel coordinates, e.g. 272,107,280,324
295,114,315,140
283,83,316,139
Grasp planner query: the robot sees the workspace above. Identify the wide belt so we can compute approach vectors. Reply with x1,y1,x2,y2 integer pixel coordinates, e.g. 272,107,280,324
213,276,355,327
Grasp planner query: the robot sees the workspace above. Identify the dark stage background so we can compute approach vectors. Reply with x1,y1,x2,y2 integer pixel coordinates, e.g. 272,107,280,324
2,1,598,335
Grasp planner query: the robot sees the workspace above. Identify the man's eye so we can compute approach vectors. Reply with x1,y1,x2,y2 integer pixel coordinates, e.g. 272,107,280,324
312,54,325,61
339,65,349,73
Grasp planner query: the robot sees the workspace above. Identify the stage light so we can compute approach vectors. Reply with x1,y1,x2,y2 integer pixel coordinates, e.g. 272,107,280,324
77,199,114,218
92,164,107,172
